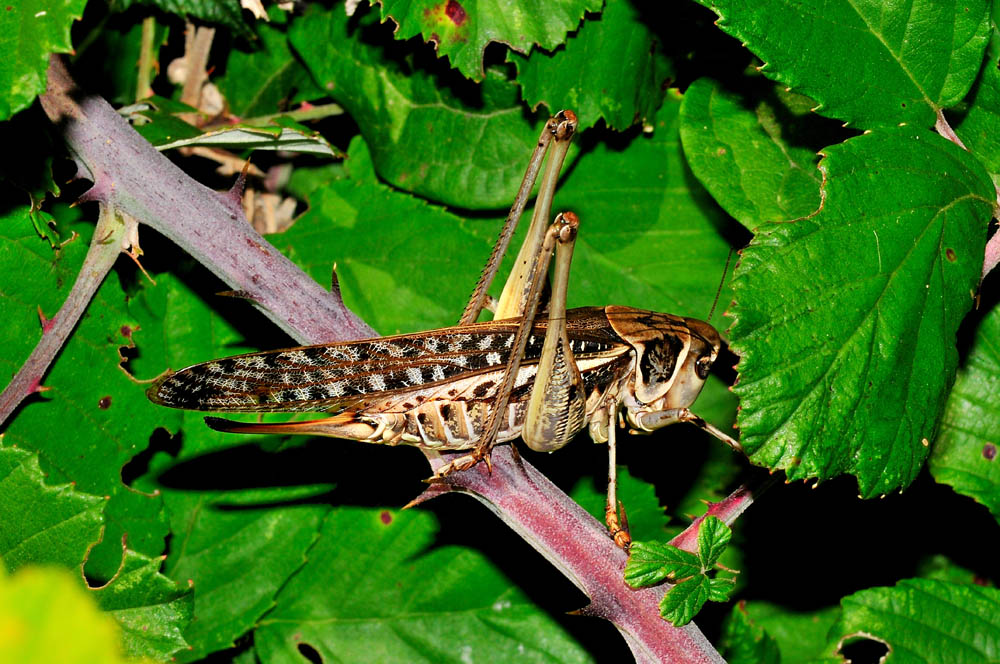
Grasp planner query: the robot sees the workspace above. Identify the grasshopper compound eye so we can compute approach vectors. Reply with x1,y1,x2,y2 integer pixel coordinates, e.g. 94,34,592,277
695,354,714,380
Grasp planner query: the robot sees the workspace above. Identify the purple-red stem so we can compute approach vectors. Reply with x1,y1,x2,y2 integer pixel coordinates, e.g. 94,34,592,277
0,206,124,424
935,110,1000,281
38,56,375,348
424,447,745,664
26,55,766,661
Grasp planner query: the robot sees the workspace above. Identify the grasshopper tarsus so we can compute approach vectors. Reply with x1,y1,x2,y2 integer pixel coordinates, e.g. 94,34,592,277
606,500,632,551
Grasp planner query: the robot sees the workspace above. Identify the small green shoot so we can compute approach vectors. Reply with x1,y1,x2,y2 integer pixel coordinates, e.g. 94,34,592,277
624,516,738,626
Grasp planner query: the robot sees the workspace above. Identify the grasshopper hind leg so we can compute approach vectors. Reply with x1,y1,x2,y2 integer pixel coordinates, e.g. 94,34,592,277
431,214,580,479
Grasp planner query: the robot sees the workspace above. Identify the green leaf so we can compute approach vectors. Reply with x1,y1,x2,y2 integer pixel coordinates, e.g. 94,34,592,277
0,212,170,577
696,515,731,569
555,92,742,319
509,0,671,131
729,128,995,496
376,0,601,81
734,602,839,664
931,300,1000,517
695,0,992,129
953,33,1000,177
111,0,252,40
0,446,104,572
129,102,342,156
701,0,991,128
821,578,1000,662
277,135,493,334
159,486,331,661
624,541,701,588
216,6,324,118
254,507,594,663
288,2,542,209
570,466,669,543
679,77,824,229
720,603,781,664
155,121,342,157
707,576,736,602
72,10,168,105
0,0,87,121
91,549,193,661
125,270,331,659
0,565,142,664
659,574,710,627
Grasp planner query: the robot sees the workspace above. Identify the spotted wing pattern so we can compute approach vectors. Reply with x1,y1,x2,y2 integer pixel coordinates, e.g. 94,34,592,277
147,309,624,413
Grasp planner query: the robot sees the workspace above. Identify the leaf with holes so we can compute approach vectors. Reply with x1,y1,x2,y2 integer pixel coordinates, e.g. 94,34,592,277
288,2,543,209
818,579,1000,662
376,0,601,81
0,211,170,578
253,507,595,663
729,128,994,496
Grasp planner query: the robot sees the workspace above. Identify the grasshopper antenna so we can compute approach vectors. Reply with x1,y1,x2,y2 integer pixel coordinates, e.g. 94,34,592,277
707,248,733,323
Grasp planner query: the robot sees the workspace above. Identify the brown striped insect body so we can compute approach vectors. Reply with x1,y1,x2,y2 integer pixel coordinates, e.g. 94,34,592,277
148,306,723,454
148,110,738,547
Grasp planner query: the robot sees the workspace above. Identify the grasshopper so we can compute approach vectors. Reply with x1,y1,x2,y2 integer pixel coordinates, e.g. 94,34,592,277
147,110,740,547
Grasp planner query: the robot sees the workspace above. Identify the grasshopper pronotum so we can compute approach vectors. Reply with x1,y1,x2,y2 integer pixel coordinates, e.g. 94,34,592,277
147,110,740,547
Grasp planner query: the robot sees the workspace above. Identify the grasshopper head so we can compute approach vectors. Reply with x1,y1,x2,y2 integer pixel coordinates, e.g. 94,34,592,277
659,317,721,408
605,307,721,429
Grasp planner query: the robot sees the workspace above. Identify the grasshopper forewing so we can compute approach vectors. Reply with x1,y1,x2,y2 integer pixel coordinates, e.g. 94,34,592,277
147,110,740,548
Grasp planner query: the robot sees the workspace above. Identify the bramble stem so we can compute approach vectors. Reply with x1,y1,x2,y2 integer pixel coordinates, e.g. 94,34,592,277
0,205,125,425
39,56,375,346
34,56,734,662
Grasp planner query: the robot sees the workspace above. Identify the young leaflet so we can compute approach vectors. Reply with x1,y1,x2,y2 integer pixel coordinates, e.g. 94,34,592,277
147,111,741,547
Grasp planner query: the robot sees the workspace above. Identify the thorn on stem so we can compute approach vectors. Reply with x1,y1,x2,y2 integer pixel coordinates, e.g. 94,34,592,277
37,306,56,333
27,378,52,395
330,263,341,298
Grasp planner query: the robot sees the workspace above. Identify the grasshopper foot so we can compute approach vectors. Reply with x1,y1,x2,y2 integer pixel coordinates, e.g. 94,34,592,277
605,500,632,550
429,445,494,479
